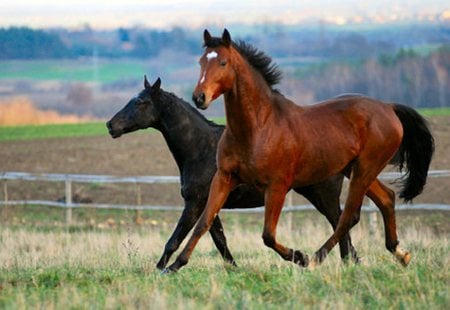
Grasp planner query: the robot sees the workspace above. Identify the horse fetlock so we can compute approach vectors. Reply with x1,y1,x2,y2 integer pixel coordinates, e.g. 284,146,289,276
309,248,329,269
156,257,168,270
393,246,411,267
290,250,309,267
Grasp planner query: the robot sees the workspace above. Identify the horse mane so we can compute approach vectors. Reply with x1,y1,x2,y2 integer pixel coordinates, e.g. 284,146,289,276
204,38,282,89
156,88,222,129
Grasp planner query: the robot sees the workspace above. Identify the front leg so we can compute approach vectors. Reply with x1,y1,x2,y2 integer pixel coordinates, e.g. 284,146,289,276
156,201,203,270
164,170,236,272
262,184,309,267
209,215,237,266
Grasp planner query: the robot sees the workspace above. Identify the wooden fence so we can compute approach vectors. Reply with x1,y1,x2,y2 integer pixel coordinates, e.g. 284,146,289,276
1,170,450,224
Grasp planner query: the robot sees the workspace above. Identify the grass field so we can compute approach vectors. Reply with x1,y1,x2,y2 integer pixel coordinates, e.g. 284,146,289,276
0,122,109,141
0,109,447,142
0,117,227,142
0,110,448,308
0,209,448,309
0,59,147,83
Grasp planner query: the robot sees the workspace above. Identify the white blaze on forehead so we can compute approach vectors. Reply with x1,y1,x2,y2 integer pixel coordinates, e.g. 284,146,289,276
200,72,206,84
206,51,218,60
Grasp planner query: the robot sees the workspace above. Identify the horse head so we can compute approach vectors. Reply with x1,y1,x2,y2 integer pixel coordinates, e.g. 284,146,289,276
107,75,162,138
192,29,236,110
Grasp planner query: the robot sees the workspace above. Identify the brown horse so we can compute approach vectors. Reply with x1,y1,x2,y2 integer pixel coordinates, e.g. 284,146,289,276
163,29,434,272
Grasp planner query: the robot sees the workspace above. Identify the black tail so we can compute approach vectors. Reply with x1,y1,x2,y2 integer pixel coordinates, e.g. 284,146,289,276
392,104,435,202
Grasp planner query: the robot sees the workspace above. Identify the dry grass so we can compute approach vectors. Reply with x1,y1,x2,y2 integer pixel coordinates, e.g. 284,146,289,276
0,97,95,126
0,213,448,309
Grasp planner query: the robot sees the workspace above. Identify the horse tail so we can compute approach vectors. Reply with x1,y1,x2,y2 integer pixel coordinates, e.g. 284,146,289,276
392,104,435,202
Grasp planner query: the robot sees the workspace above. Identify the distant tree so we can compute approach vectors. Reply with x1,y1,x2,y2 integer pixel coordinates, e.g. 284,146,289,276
0,27,69,59
118,28,130,42
291,46,450,108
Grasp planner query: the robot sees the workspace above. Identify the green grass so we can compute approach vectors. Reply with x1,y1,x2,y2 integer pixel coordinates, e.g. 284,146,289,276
0,117,226,142
418,107,450,117
0,122,109,141
0,109,446,142
0,212,448,309
0,60,146,83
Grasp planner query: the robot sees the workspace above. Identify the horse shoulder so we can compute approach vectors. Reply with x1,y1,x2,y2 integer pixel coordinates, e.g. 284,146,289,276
216,131,241,175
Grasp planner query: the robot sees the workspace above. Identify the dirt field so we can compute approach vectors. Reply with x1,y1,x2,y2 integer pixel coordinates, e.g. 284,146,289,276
1,115,449,208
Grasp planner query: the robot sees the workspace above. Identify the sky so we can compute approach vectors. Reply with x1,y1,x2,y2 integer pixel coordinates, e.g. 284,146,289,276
0,0,449,30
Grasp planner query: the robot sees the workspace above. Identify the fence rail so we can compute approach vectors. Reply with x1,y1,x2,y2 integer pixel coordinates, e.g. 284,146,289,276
1,171,449,224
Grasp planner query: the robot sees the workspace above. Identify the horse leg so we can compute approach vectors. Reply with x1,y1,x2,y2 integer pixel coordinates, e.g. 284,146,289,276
366,179,411,266
263,185,309,267
310,159,386,268
156,200,203,270
209,215,237,266
164,171,236,272
295,176,360,263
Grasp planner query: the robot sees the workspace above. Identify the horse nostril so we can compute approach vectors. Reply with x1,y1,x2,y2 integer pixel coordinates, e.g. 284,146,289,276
192,92,206,107
199,93,205,103
106,121,112,131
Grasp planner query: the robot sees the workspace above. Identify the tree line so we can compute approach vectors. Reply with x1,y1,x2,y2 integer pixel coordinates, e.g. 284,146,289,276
1,24,449,60
1,25,449,108
284,46,450,108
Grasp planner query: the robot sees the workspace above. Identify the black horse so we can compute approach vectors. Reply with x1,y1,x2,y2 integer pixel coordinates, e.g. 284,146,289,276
107,76,359,269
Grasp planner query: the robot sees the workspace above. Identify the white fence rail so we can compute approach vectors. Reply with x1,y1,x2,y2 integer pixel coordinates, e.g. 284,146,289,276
1,171,450,224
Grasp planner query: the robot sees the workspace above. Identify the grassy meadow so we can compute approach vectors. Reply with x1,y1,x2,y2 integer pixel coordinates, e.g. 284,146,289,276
0,108,447,142
0,59,147,83
0,209,448,309
0,105,448,309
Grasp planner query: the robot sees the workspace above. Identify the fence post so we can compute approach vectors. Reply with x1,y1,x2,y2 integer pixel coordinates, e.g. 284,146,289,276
368,199,378,237
134,183,143,224
65,179,72,225
285,190,293,232
1,180,8,219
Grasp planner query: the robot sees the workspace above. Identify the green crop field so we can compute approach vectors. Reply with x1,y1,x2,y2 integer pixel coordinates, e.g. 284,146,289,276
0,109,445,142
0,59,147,83
0,122,109,141
0,117,227,142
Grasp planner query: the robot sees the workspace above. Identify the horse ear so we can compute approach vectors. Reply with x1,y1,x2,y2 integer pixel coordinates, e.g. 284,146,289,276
144,75,151,89
203,29,212,46
152,77,161,90
222,29,231,47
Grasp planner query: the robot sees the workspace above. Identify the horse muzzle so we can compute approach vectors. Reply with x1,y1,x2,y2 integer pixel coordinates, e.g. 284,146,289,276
106,120,123,139
192,92,209,110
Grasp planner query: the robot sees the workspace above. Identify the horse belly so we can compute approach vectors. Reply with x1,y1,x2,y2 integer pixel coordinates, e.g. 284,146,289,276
292,141,357,187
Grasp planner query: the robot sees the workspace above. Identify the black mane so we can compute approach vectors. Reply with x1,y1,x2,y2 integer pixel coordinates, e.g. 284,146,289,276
204,38,282,88
146,87,222,129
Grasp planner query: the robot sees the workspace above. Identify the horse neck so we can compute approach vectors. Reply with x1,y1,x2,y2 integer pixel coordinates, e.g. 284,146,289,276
156,93,219,167
224,58,273,142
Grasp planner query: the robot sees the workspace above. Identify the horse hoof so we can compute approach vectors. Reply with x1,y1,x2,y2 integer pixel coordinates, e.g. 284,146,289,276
394,246,411,267
291,250,309,267
160,268,176,275
400,252,411,267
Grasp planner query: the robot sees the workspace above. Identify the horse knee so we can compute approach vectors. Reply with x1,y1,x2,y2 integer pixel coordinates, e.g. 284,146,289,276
351,212,361,227
262,232,275,248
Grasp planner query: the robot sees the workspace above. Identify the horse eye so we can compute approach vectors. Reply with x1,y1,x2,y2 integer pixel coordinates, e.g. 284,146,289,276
136,98,145,106
220,60,227,66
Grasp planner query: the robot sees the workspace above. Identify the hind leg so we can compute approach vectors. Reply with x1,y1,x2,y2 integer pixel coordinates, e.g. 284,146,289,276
309,156,391,267
367,179,411,266
295,175,360,263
